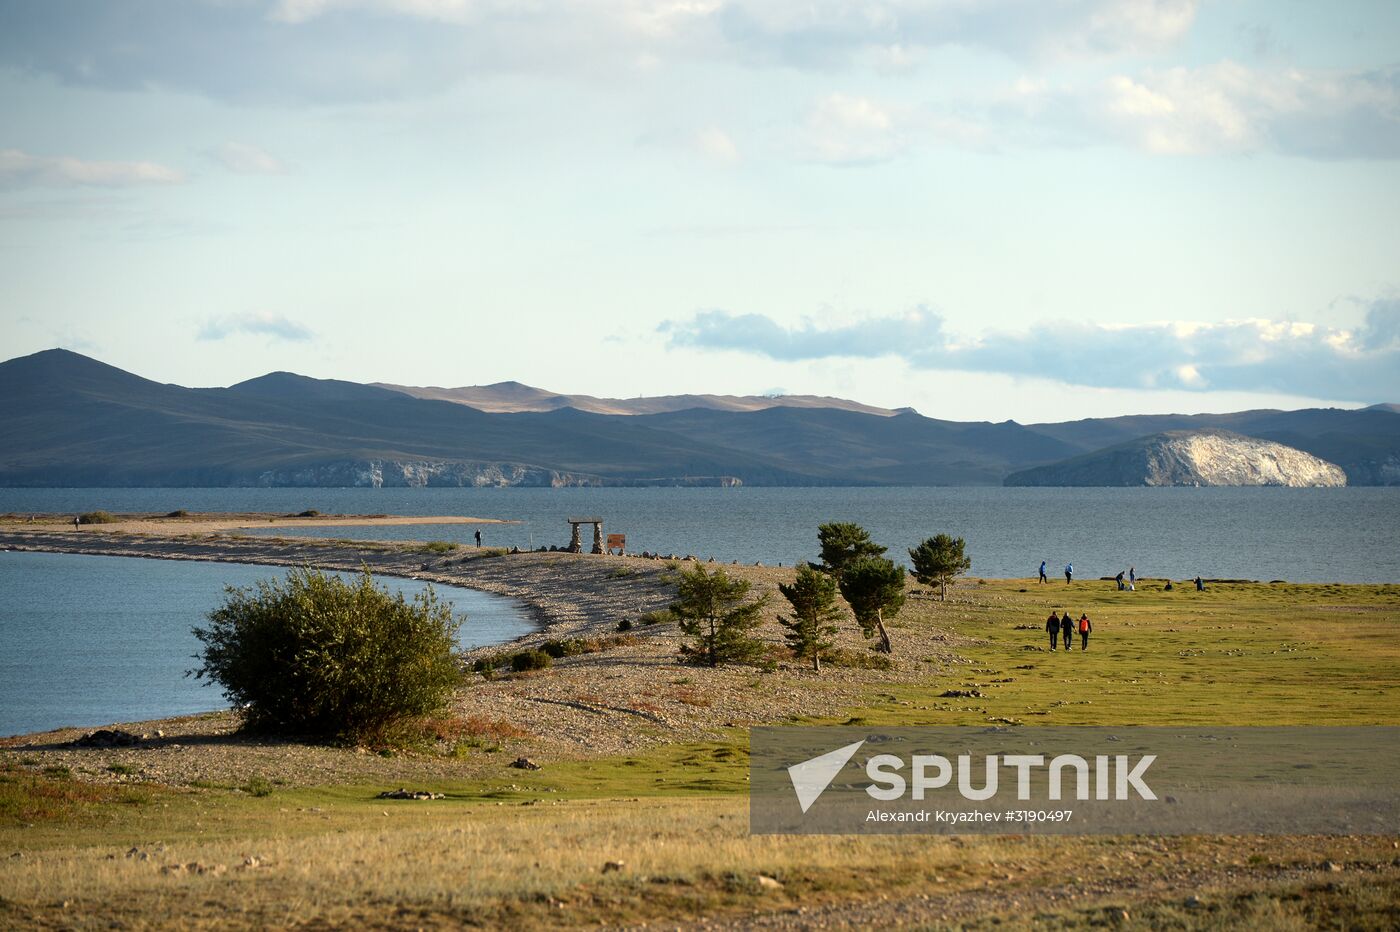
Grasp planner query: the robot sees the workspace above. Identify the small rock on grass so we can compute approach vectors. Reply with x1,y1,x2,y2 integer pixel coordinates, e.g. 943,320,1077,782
757,875,784,890
602,861,625,873
510,757,542,770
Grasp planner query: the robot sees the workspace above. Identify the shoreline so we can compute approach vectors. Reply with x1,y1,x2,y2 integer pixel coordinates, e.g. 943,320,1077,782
2,511,518,535
0,524,968,768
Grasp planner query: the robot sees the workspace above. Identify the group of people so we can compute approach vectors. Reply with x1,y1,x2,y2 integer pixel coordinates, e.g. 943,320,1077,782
1045,610,1092,651
1038,560,1080,584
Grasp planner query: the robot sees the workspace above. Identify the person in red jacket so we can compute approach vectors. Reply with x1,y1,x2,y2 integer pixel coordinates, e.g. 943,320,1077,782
1078,613,1093,650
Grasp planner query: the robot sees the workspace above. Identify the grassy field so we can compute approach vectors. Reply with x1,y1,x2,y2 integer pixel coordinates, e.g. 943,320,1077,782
2,576,1398,928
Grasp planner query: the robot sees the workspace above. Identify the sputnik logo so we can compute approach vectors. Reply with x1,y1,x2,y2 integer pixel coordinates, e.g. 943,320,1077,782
787,739,866,813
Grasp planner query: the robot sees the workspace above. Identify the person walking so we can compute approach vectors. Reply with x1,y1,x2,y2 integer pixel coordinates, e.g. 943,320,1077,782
474,529,482,548
1064,563,1074,585
1115,571,1125,591
1128,566,1136,587
1046,611,1060,651
1060,612,1074,651
72,515,79,531
1194,576,1204,591
1078,613,1093,650
1038,560,1048,584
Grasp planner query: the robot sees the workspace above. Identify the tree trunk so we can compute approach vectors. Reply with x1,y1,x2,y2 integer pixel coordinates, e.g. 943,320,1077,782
874,608,892,653
940,577,947,601
813,651,821,673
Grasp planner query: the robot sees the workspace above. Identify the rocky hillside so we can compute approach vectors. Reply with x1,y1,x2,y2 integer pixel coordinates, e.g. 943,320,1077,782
1004,430,1348,487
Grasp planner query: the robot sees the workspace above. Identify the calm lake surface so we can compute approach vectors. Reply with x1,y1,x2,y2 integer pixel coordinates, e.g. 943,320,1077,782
3,486,1398,582
0,551,535,737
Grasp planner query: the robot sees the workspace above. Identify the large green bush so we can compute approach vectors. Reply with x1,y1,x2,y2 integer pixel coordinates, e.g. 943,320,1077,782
191,567,462,744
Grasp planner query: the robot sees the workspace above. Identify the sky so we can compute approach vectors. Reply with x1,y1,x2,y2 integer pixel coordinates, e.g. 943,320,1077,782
1,0,1398,423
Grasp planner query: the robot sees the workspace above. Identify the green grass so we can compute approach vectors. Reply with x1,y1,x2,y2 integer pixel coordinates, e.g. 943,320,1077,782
829,579,1400,727
2,578,1397,929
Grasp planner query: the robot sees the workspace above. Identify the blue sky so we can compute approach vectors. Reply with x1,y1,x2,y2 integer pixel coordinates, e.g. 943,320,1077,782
1,1,1397,421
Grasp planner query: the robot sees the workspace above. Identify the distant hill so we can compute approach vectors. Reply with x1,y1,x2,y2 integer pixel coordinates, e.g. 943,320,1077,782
1004,430,1348,488
1024,408,1400,485
373,381,904,417
2,349,1397,487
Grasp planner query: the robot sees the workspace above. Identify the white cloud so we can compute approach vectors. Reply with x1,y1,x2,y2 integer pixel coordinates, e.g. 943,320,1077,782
694,126,740,164
804,93,905,164
662,298,1400,402
198,312,314,342
210,142,291,175
0,149,184,188
0,2,1203,107
1097,62,1400,157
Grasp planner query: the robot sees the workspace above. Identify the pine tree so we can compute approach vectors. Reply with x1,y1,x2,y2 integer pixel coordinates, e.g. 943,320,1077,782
671,563,768,667
838,556,906,653
909,534,972,601
778,564,843,672
816,522,886,581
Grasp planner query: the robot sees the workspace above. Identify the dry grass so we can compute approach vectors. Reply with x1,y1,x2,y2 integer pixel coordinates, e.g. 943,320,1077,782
2,792,1397,929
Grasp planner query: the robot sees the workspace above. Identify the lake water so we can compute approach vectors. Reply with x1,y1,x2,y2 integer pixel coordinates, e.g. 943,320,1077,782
2,486,1398,583
0,551,536,737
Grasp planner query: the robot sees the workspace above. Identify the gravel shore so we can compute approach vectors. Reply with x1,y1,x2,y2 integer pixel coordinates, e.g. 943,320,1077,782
0,527,970,787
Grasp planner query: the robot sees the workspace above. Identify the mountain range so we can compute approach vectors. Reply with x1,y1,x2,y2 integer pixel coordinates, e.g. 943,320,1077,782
1,349,1397,487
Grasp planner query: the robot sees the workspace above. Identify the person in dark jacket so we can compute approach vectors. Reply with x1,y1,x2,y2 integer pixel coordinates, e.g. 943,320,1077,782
1115,571,1125,590
1046,611,1060,650
1078,614,1093,650
1039,560,1048,584
1065,563,1073,584
1194,576,1204,591
1060,612,1074,650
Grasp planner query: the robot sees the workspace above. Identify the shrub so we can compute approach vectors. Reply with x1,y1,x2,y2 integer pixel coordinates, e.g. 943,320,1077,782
292,509,321,518
191,567,462,744
242,775,274,797
165,509,190,518
639,609,674,626
616,618,634,632
77,511,118,525
421,541,458,553
541,639,584,659
510,649,552,672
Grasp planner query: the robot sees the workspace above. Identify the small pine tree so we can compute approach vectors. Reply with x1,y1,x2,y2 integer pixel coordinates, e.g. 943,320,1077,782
816,522,886,581
909,534,972,601
838,556,906,653
671,563,768,667
778,565,843,672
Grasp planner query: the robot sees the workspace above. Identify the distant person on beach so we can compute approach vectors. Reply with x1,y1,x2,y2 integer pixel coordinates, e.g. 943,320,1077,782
1039,560,1047,584
1060,612,1074,650
1046,611,1060,650
1164,579,1174,591
474,529,482,548
72,516,79,530
1078,614,1093,650
1115,571,1125,591
1195,576,1204,591
1065,563,1073,584
1129,566,1136,586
